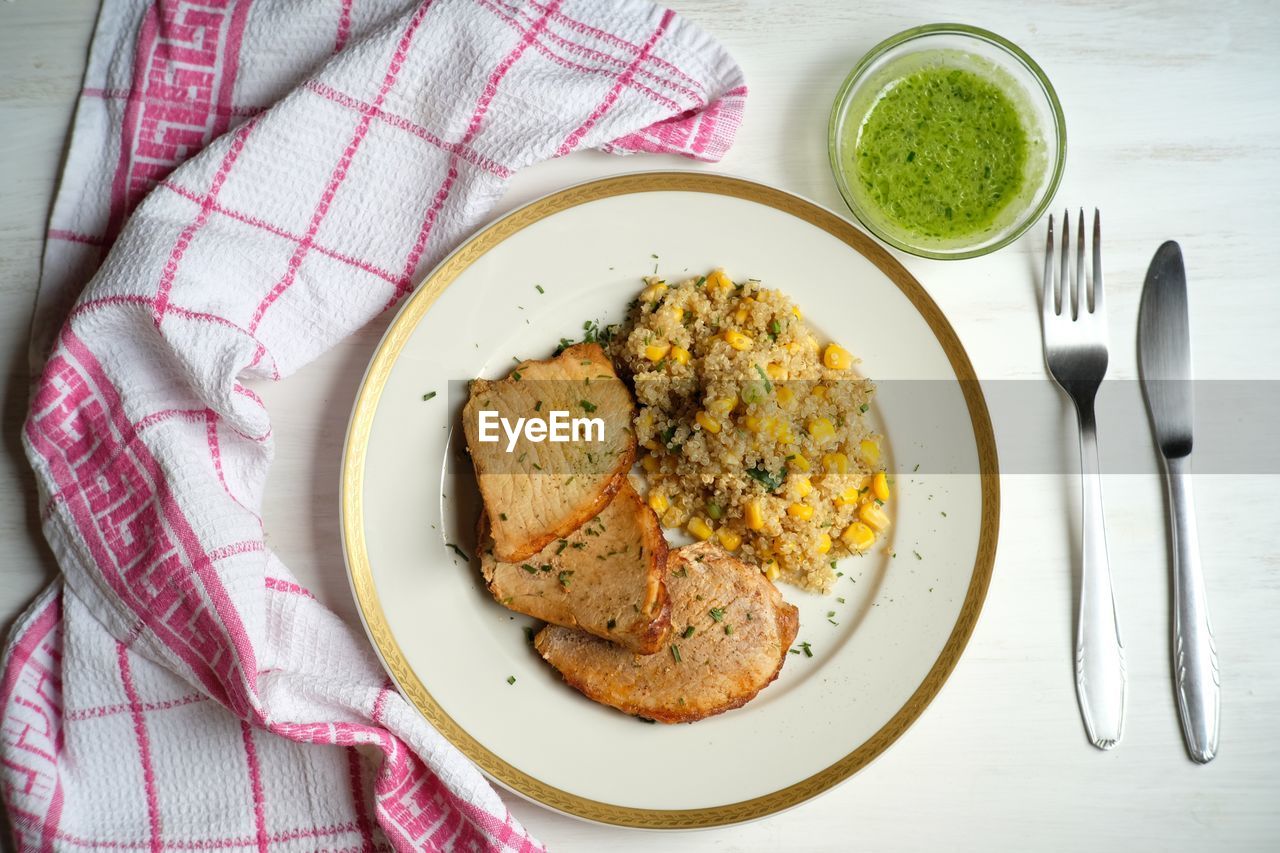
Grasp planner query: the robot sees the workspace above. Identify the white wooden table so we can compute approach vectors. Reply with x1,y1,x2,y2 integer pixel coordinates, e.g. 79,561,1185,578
2,1,1278,850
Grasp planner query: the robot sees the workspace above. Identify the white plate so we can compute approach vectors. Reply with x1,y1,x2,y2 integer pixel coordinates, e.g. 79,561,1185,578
341,173,998,828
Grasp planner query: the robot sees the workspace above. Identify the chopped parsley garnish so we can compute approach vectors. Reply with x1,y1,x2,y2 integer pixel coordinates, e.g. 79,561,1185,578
709,607,725,622
421,391,437,401
746,464,786,493
579,400,597,413
670,644,682,663
754,364,773,393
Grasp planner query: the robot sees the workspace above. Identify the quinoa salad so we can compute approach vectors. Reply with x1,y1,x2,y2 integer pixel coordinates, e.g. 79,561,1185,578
609,269,892,593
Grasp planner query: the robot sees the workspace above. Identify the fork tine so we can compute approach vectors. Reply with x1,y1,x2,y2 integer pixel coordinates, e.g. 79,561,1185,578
1060,209,1070,318
1091,208,1103,315
1043,213,1056,318
1074,208,1085,320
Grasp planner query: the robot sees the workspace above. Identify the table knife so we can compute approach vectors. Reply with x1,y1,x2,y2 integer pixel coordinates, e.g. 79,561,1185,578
1137,241,1220,763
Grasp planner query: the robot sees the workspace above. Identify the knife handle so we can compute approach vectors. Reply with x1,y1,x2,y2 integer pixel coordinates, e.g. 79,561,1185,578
1075,404,1126,749
1164,454,1220,763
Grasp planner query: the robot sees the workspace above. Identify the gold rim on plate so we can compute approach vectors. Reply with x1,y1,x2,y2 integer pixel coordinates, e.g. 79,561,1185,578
341,171,1000,828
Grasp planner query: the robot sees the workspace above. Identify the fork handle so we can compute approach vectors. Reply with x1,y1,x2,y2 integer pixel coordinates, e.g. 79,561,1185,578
1163,453,1220,763
1075,403,1126,749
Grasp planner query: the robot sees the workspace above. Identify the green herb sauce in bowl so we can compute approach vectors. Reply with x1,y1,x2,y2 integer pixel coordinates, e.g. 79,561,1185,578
829,25,1065,259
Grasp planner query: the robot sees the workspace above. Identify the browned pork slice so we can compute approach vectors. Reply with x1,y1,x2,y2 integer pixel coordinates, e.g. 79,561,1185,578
462,343,636,562
534,540,800,723
479,480,670,654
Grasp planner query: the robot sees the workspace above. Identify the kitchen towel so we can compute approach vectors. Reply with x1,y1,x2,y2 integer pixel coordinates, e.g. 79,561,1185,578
2,0,745,849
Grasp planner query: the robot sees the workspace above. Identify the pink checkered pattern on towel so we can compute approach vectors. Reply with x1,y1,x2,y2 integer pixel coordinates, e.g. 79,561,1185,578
2,1,746,849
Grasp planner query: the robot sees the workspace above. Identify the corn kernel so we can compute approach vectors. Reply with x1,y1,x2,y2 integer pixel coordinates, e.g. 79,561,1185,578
723,329,753,351
817,533,832,554
841,521,875,551
640,282,668,302
859,502,890,531
787,342,801,354
733,298,754,324
790,453,811,472
687,516,715,540
808,417,836,444
717,528,742,552
695,411,721,434
823,452,849,475
645,343,671,362
766,363,787,380
745,500,765,530
787,503,814,520
707,396,737,416
706,269,733,292
776,385,796,408
763,559,781,581
792,305,803,320
872,471,890,501
670,345,691,365
648,492,669,514
643,439,660,452
641,454,659,473
812,384,828,399
669,306,684,322
794,476,813,497
743,415,763,433
834,486,861,508
824,344,853,370
860,438,881,465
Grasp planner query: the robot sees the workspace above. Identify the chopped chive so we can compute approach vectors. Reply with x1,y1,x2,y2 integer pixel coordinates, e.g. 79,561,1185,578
837,597,846,604
724,624,734,635
579,399,597,413
913,463,921,472
446,544,469,561
670,644,682,663
754,364,773,393
507,675,516,685
499,512,508,521
535,284,544,294
859,403,869,413
607,618,616,630
521,564,537,574
913,550,923,560
555,539,569,555
827,611,836,618
709,607,725,622
523,626,535,642
534,400,542,411
557,570,574,588
512,370,522,381
421,391,437,401
682,625,695,638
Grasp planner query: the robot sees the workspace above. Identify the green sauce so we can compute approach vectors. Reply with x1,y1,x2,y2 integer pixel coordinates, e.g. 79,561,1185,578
843,60,1033,242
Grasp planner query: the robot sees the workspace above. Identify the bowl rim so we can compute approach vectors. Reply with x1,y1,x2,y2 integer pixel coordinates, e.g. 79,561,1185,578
827,22,1067,260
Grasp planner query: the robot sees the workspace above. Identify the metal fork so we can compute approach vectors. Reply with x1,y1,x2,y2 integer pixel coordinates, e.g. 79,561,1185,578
1042,209,1126,749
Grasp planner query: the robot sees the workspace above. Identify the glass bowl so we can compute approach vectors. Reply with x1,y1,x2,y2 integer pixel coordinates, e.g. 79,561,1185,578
828,23,1066,259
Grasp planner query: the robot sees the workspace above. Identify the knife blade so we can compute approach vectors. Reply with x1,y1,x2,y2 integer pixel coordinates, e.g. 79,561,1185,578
1138,241,1193,458
1138,240,1220,764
